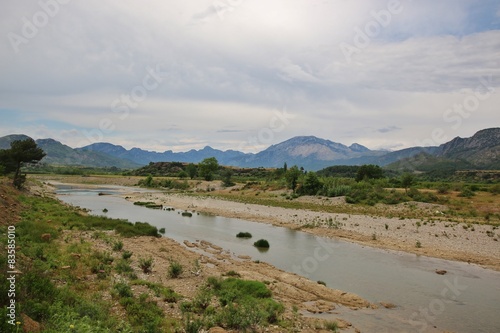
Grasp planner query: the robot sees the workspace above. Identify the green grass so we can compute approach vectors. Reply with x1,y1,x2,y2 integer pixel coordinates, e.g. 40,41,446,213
0,190,171,333
180,277,284,330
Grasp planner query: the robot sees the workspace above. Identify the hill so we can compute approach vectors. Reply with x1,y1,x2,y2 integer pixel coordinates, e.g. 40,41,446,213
0,135,139,169
232,136,386,170
387,128,500,172
1,127,498,171
79,142,247,166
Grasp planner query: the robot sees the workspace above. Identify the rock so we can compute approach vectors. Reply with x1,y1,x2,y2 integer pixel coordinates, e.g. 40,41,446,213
40,233,51,242
435,270,447,275
22,313,41,333
380,302,396,309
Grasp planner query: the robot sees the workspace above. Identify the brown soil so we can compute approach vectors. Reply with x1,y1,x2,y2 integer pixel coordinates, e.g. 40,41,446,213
0,178,22,226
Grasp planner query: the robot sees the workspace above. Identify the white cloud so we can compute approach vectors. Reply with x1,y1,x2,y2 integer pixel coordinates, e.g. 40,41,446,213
1,0,499,154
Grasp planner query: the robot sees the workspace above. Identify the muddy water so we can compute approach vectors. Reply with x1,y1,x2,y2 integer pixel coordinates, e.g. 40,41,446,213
56,185,500,333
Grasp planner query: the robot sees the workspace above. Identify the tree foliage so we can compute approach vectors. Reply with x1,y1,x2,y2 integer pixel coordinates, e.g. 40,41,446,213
355,164,384,182
221,169,235,187
401,173,415,194
186,163,197,179
198,157,219,181
285,165,301,192
301,172,322,195
0,138,46,188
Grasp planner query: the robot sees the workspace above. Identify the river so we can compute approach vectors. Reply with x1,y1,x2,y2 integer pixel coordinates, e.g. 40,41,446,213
55,184,500,333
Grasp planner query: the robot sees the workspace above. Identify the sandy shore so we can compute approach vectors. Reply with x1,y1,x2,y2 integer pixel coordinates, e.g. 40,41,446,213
125,191,500,271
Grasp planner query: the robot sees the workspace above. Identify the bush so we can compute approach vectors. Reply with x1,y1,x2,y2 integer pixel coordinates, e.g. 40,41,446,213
459,187,475,198
122,250,133,260
138,257,154,274
324,320,339,332
236,232,252,238
112,240,123,251
254,239,270,248
114,282,133,298
115,259,134,274
168,261,183,278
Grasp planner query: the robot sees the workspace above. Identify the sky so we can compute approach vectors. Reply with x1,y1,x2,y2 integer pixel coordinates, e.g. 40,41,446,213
1,0,499,153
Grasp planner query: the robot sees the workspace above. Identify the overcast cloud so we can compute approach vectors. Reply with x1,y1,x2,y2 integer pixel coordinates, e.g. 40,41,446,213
1,0,499,153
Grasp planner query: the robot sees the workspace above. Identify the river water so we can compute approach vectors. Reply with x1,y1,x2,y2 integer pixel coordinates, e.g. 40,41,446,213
55,184,500,333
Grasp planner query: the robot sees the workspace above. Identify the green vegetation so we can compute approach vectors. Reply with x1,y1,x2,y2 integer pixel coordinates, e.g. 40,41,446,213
0,189,169,333
324,320,339,332
254,239,270,248
236,232,252,238
138,256,154,273
0,138,45,188
180,277,284,331
198,157,219,181
168,261,183,278
133,201,163,209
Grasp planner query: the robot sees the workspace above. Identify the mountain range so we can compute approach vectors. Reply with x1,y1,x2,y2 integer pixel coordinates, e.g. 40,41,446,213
0,128,498,171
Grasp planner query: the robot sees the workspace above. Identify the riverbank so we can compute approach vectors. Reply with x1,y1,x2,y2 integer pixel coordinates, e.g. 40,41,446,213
26,177,378,332
124,191,500,271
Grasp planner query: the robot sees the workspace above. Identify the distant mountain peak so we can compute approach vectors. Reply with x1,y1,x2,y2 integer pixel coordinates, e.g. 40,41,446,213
349,143,370,152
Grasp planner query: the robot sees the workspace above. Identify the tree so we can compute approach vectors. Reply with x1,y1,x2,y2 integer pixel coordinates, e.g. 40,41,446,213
285,165,301,192
355,164,384,182
0,138,46,188
221,169,235,187
186,163,197,179
198,157,219,181
401,173,415,194
301,172,322,195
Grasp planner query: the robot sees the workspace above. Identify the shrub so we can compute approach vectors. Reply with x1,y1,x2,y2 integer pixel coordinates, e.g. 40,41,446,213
112,240,123,251
224,270,241,277
168,261,183,278
114,282,133,298
324,320,339,332
138,257,154,273
459,187,475,198
122,250,133,260
254,239,270,248
115,259,134,274
159,227,166,234
236,232,252,238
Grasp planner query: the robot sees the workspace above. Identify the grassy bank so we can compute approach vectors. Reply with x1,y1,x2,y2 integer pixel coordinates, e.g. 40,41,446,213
0,180,298,333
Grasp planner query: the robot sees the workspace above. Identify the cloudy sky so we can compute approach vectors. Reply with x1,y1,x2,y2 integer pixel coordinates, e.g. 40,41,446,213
1,0,499,153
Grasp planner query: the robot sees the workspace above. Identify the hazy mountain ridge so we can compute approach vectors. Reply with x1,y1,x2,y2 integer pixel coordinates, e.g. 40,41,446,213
0,128,498,171
0,135,140,169
387,128,500,171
